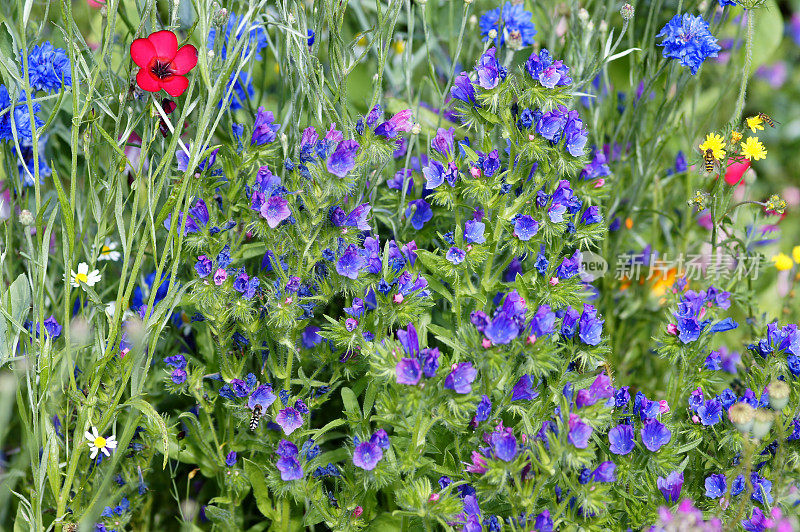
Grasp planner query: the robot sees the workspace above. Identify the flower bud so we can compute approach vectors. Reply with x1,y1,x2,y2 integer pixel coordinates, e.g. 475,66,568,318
620,3,635,20
577,8,590,23
728,402,755,434
19,209,34,226
751,409,774,439
411,123,421,135
464,0,473,4
488,29,497,40
768,380,790,411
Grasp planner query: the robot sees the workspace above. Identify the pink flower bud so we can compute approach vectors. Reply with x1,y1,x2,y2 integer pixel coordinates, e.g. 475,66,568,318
470,166,481,178
429,493,440,503
526,334,537,345
482,338,492,348
658,400,670,414
549,277,559,286
594,178,605,188
352,506,363,517
392,293,404,304
666,323,678,335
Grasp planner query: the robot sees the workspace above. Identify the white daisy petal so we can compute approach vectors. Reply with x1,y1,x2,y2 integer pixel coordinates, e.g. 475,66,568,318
85,431,94,441
102,447,110,457
90,448,98,459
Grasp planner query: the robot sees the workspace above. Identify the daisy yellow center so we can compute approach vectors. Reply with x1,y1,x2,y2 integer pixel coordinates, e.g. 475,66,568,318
75,273,88,283
93,436,107,448
101,246,111,254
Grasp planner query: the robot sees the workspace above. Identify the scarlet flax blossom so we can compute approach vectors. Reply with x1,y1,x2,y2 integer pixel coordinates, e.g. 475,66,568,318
130,30,197,97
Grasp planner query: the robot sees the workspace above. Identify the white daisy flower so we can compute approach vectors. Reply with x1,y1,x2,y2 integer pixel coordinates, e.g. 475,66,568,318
70,262,101,288
85,426,117,459
97,239,121,262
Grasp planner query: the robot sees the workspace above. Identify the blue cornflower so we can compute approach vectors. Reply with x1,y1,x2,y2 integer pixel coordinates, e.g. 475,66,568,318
479,2,537,48
18,135,51,187
0,86,43,143
24,42,71,92
208,13,269,60
657,14,721,75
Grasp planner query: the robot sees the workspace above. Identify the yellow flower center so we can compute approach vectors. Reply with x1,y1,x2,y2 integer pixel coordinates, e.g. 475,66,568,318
93,436,107,448
101,246,111,254
75,273,88,283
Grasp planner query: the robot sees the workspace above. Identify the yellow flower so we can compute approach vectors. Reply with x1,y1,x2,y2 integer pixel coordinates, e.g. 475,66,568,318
793,246,800,264
746,115,764,133
392,39,406,54
772,253,793,271
699,133,726,160
740,137,767,161
730,131,742,144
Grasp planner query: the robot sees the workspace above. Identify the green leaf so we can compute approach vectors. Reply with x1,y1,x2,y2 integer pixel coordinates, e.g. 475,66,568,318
750,2,783,72
341,387,361,421
203,504,234,525
127,397,170,468
244,458,275,519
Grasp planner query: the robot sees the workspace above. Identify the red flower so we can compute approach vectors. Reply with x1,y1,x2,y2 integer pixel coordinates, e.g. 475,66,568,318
721,158,750,186
130,30,197,97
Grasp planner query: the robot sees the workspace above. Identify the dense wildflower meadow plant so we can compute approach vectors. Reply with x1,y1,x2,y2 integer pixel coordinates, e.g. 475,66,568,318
2,0,800,530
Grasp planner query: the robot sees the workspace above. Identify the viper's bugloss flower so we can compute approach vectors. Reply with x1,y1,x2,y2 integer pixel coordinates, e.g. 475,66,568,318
130,30,198,97
23,42,71,92
578,305,604,346
657,471,683,503
513,215,539,240
336,244,366,279
641,419,671,451
353,440,383,470
464,220,486,244
259,196,291,228
474,395,492,423
423,160,459,189
446,246,466,265
406,199,433,230
225,451,237,467
445,362,477,394
475,48,507,89
656,14,720,75
525,49,571,88
451,72,477,105
388,169,413,192
556,250,582,279
275,440,303,480
248,385,277,411
251,107,280,146
374,109,413,138
396,357,422,385
275,407,303,435
608,424,635,455
490,430,517,461
431,127,456,159
580,206,603,225
704,473,726,498
326,139,360,177
567,414,592,448
697,399,722,425
479,2,537,48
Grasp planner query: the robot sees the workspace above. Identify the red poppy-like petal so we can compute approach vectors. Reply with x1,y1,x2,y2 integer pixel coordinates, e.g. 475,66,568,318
130,38,156,68
723,158,750,186
161,75,189,97
171,45,198,75
135,68,161,93
148,30,178,61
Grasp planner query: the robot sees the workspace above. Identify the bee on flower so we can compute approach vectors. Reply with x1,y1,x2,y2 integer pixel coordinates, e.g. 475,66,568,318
97,239,121,261
746,115,764,133
85,426,117,459
698,132,725,160
70,262,101,289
